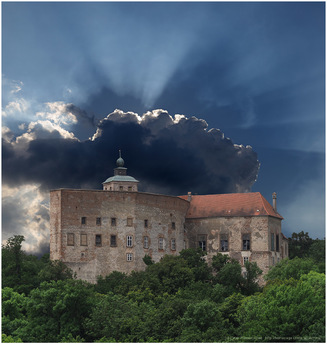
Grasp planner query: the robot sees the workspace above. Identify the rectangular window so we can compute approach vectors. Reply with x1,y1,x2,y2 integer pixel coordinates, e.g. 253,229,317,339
110,235,117,247
127,253,133,262
127,217,133,227
127,235,133,247
242,234,250,250
198,235,206,251
183,240,186,249
158,237,164,250
96,217,101,226
80,234,87,246
220,234,228,251
111,217,116,226
276,234,279,252
67,233,74,246
119,186,123,191
95,235,102,246
243,256,249,265
271,233,275,251
171,222,176,230
171,239,176,250
143,236,149,249
128,186,132,191
144,219,148,228
81,217,86,225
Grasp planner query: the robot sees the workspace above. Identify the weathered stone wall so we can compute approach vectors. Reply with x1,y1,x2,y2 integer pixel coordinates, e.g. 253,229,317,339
50,189,190,283
184,215,283,282
49,190,62,261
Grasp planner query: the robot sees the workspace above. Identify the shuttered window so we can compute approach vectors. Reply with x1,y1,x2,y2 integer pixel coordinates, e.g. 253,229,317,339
80,234,87,246
67,233,74,246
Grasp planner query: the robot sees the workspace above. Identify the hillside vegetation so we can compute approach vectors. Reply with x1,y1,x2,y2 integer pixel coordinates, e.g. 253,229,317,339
2,233,325,343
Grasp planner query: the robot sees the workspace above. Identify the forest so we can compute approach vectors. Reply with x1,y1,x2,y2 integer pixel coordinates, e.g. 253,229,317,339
2,231,325,343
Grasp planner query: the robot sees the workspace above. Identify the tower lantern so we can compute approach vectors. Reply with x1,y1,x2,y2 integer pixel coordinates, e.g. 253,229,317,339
102,150,139,192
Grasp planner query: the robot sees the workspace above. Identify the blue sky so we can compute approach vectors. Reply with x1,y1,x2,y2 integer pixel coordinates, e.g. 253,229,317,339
2,2,325,253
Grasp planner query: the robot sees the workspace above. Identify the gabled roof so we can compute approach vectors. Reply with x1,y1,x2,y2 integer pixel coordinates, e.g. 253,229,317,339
178,192,283,220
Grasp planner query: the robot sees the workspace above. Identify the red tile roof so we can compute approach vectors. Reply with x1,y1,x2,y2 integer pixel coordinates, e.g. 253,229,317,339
179,192,283,220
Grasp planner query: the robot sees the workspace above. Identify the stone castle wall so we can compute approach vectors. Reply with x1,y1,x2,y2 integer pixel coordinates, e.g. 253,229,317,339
185,215,287,281
50,188,287,284
50,189,190,283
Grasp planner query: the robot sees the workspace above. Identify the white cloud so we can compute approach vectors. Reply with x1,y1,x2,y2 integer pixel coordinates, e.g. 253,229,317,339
2,98,29,117
36,101,78,126
2,184,50,254
10,80,24,94
2,126,15,142
16,120,77,142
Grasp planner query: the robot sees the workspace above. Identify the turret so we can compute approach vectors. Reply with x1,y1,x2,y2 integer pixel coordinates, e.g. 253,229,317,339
102,150,139,191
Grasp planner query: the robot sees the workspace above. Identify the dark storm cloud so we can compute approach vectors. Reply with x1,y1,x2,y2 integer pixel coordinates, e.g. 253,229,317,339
2,109,259,196
34,239,50,258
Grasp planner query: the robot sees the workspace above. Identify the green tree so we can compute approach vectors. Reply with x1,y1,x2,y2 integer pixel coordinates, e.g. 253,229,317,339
2,287,28,337
95,271,129,295
84,293,139,342
15,279,95,342
307,239,325,272
219,292,245,333
2,235,25,288
211,252,231,273
179,248,212,282
178,299,230,342
143,254,154,266
144,254,195,294
237,271,325,342
214,255,243,294
288,231,313,259
241,261,262,295
38,259,75,282
2,236,70,295
265,257,319,282
2,334,23,343
59,334,85,342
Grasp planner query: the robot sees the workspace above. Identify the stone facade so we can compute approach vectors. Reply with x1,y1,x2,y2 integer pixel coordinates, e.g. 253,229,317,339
185,215,288,280
50,153,288,283
50,189,189,283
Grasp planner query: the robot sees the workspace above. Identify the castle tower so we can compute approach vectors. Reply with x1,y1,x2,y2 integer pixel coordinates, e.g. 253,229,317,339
102,150,139,191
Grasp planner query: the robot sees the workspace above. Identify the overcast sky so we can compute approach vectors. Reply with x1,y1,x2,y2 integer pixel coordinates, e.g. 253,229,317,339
2,2,325,254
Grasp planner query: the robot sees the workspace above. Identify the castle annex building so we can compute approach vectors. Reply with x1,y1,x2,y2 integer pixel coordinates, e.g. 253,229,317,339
50,152,288,283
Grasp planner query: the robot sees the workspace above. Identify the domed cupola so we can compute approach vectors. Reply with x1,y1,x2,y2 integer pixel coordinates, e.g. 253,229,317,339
102,150,139,192
116,150,125,168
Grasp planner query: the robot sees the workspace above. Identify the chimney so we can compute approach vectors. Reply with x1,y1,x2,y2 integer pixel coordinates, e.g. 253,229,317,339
272,192,277,211
187,192,192,202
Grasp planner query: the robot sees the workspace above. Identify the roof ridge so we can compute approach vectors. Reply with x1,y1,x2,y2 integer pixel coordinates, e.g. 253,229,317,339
259,192,271,214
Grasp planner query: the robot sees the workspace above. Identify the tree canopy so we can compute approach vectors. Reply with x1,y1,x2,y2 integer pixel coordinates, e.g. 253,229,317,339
2,234,325,343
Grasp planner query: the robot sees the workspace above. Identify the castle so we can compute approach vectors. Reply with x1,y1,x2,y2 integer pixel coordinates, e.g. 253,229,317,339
50,152,288,283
